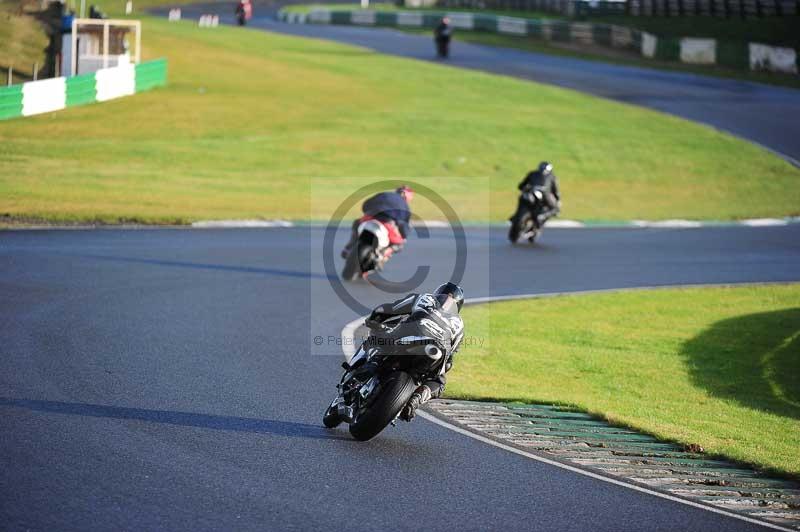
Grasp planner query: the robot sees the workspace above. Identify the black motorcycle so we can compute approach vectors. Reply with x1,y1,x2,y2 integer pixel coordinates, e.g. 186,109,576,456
509,185,547,244
323,325,448,441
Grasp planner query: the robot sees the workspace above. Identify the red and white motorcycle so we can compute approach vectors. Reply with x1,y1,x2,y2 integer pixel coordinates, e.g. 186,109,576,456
341,217,403,281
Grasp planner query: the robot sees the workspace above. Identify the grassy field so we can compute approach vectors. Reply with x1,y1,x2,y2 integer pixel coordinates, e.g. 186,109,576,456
451,284,800,477
0,0,49,83
1,16,799,224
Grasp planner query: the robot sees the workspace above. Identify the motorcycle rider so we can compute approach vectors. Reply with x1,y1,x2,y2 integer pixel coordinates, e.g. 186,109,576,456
517,161,561,226
341,185,414,259
434,17,452,58
364,282,465,421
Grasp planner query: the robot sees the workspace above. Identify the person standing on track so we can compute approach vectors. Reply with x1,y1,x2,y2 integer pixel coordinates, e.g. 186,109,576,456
434,17,452,58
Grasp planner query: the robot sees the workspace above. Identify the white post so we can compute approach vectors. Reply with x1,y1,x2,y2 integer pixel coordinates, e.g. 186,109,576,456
361,0,369,7
125,0,132,14
102,21,109,69
134,20,141,64
33,62,38,81
7,66,11,86
71,19,78,76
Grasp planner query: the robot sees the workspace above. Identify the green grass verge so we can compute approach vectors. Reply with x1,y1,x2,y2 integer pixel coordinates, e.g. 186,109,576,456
452,284,800,477
1,16,798,223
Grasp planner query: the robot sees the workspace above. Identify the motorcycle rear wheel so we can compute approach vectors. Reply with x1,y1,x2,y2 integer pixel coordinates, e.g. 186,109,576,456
349,371,416,441
341,250,360,282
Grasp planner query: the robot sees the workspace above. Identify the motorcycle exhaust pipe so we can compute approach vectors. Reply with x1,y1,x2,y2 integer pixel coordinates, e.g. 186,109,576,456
424,344,443,360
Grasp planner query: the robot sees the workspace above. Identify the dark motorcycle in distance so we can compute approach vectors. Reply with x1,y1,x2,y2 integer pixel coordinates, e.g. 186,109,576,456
323,328,448,441
341,218,399,281
509,185,548,244
434,19,452,58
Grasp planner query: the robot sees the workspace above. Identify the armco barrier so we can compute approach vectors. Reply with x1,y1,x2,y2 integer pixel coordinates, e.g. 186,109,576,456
278,9,644,55
278,9,799,74
0,58,167,121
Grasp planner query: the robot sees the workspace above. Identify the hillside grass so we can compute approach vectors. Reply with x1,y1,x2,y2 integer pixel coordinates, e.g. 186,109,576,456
452,284,800,477
0,0,48,83
1,16,798,224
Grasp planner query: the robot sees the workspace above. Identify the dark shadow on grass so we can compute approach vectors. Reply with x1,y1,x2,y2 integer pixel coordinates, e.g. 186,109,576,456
682,308,800,421
0,397,350,440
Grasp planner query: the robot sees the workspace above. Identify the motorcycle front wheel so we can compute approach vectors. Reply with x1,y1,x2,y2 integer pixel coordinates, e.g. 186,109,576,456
349,371,416,441
509,211,530,243
322,400,342,428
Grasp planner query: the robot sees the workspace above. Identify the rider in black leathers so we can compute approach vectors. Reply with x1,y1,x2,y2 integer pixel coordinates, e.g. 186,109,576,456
364,282,465,420
517,161,561,226
434,17,452,58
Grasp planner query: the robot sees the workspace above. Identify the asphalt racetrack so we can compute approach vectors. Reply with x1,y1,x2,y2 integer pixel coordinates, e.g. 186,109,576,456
159,2,800,165
2,225,799,530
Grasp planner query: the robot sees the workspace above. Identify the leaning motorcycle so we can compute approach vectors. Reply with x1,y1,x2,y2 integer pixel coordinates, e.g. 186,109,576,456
509,186,547,244
341,218,397,281
322,329,448,441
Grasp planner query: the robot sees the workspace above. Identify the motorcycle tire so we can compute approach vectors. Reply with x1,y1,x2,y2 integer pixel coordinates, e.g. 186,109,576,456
322,401,342,428
349,371,416,441
341,250,360,282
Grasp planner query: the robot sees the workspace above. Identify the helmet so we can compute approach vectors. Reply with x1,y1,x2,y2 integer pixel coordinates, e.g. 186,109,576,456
538,161,553,176
396,185,414,201
433,282,464,313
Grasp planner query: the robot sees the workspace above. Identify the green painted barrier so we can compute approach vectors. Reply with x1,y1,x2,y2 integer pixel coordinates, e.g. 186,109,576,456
375,11,396,25
592,24,612,46
550,20,571,42
135,58,168,92
474,14,497,32
66,72,97,107
330,10,350,24
0,85,23,120
716,41,749,70
655,37,681,61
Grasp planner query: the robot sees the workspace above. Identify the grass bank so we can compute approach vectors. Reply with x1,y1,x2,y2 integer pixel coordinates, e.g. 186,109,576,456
1,16,798,223
452,284,800,477
0,0,49,83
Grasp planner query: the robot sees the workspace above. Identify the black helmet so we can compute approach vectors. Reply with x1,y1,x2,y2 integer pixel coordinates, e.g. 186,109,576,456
433,282,464,313
538,161,553,176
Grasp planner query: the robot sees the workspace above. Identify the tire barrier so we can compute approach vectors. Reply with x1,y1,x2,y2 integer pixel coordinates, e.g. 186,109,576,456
0,58,168,121
277,8,799,74
198,14,220,27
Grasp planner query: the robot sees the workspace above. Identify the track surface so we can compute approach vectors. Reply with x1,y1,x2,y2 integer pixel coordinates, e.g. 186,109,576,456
2,226,799,530
159,3,800,163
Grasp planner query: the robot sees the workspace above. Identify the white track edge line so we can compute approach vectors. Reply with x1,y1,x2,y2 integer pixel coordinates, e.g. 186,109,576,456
416,410,792,531
339,281,800,531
